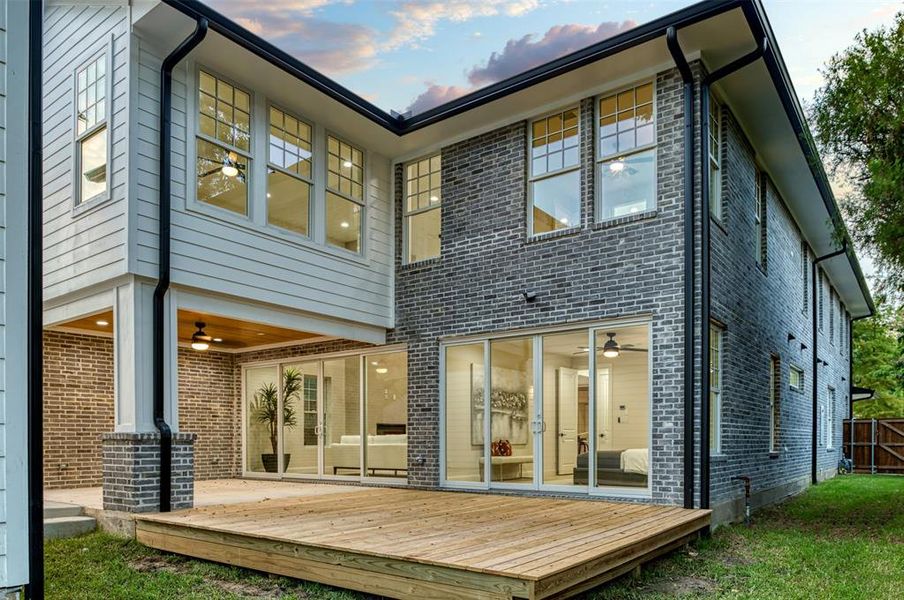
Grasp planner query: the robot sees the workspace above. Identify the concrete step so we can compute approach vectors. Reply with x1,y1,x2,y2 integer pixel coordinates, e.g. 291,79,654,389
44,501,84,520
44,515,96,540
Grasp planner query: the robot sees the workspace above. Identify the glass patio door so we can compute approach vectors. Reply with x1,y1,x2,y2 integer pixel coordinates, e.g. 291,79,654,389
281,361,320,477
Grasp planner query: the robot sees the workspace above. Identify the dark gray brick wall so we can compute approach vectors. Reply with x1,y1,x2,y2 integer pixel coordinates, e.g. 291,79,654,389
708,103,849,512
390,68,689,501
101,432,196,512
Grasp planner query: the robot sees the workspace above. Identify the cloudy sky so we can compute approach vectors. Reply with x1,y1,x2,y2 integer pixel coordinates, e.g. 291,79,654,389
204,0,902,115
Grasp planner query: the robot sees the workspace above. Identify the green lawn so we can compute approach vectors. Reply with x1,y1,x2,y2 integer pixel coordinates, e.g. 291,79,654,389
46,475,904,599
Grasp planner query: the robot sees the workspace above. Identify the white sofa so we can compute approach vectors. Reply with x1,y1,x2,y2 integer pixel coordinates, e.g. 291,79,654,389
325,434,407,475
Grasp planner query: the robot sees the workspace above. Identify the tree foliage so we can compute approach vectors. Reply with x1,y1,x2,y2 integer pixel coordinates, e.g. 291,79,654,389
811,12,904,290
852,297,904,418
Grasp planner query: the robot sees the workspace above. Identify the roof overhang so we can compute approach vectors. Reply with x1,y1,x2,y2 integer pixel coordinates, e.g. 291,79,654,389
134,0,873,317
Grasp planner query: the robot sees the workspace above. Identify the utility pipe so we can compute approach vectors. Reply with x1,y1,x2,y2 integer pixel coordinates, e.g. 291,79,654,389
665,26,696,510
154,18,208,512
810,244,847,484
27,0,45,596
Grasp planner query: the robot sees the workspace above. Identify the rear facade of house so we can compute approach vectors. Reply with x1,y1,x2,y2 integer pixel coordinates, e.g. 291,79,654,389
41,0,872,525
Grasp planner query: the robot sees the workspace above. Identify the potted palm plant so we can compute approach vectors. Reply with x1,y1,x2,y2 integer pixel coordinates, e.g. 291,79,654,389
250,367,303,472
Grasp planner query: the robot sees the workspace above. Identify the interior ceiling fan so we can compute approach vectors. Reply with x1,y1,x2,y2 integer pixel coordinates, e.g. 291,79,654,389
572,332,648,356
199,150,246,182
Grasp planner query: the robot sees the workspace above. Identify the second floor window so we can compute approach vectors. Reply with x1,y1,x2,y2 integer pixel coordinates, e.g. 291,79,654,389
754,169,766,266
790,365,803,391
801,241,809,313
829,290,836,345
405,154,441,263
529,107,580,235
75,55,108,205
197,70,251,216
818,270,825,330
267,107,312,236
326,135,364,254
709,97,722,220
598,82,655,220
769,355,781,453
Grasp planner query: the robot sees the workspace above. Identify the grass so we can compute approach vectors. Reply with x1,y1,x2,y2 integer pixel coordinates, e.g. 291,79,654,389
46,475,904,599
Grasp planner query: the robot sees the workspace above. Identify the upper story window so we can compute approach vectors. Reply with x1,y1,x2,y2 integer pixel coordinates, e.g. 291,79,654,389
598,82,656,220
829,289,836,345
405,154,442,263
790,365,804,391
826,386,836,449
529,107,580,235
708,97,722,220
754,169,765,265
75,54,108,205
197,70,251,216
710,325,723,454
267,106,313,236
326,135,364,253
801,241,809,313
817,270,825,330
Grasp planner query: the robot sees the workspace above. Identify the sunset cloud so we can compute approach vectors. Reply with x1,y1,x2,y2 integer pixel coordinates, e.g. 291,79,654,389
406,20,637,113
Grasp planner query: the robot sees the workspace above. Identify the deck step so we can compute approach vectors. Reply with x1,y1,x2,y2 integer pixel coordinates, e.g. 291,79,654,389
44,515,96,540
44,501,84,519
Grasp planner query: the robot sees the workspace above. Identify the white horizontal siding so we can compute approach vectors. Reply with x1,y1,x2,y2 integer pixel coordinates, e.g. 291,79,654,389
2,0,29,587
42,3,129,301
131,39,394,329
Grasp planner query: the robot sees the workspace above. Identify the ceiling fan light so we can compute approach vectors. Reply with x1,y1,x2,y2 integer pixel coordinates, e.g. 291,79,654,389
375,367,389,374
602,333,620,358
221,153,239,177
191,321,212,352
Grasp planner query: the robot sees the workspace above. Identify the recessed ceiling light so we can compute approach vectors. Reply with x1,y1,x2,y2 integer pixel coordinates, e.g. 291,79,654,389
430,195,439,202
266,193,271,198
609,160,626,173
256,332,265,336
370,361,379,366
340,221,350,228
375,367,388,374
95,319,109,327
213,337,223,343
342,160,353,168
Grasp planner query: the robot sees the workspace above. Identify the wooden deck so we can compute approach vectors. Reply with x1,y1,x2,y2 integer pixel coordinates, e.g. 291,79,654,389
135,488,710,600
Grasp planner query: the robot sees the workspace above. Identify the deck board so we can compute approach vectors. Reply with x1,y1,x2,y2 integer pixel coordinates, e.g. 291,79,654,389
136,487,710,599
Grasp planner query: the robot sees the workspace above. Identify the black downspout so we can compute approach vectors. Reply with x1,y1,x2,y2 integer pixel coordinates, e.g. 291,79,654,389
154,18,208,512
666,26,696,510
811,245,847,484
27,1,45,597
699,38,767,511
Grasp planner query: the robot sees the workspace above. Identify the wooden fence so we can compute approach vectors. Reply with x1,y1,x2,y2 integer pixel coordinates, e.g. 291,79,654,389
843,419,904,474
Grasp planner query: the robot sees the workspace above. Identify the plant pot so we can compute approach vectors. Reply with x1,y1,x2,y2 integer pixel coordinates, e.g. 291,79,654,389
261,453,291,473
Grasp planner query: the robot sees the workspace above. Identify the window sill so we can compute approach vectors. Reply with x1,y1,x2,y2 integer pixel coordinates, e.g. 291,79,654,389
710,452,728,461
526,226,582,243
399,257,441,272
72,192,114,219
710,215,727,235
756,261,767,276
592,209,657,230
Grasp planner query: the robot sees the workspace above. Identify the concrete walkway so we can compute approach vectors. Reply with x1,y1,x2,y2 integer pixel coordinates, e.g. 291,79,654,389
46,478,371,512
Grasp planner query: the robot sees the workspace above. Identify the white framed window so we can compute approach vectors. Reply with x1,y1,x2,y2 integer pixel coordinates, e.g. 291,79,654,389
405,154,442,262
196,70,252,216
597,82,656,221
817,270,825,331
266,106,313,236
829,289,836,345
826,387,835,449
74,52,110,206
710,326,724,453
326,134,365,254
789,365,803,391
769,355,780,453
708,96,722,220
754,169,765,265
528,107,580,235
801,241,809,313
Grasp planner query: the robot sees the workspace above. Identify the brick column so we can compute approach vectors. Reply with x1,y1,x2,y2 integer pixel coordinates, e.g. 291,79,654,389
102,432,196,512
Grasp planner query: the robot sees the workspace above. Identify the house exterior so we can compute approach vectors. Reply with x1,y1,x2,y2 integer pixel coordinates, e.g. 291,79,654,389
2,0,31,593
40,0,873,525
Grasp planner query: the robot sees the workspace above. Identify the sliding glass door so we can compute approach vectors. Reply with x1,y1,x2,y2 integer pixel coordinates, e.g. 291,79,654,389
243,349,408,481
442,321,651,496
